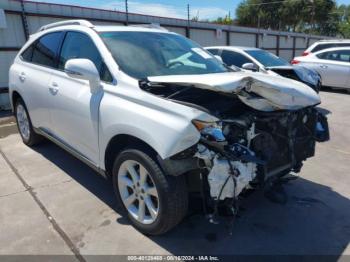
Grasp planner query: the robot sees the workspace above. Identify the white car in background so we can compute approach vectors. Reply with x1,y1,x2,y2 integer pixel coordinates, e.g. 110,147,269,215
302,39,350,56
205,46,321,92
292,47,350,90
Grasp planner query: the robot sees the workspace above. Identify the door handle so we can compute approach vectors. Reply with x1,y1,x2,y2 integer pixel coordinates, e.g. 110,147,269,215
49,82,59,95
19,72,26,82
320,65,328,69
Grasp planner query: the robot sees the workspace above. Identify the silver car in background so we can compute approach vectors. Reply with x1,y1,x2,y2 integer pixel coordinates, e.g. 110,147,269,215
292,47,350,90
205,46,321,92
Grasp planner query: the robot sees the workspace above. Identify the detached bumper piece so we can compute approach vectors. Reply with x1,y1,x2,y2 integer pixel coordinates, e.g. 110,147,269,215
315,111,330,142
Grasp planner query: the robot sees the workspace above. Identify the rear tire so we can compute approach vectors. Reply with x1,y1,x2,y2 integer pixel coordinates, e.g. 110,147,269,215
112,148,188,235
14,98,42,146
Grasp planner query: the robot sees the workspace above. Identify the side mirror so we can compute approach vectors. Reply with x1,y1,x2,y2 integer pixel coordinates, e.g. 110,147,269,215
65,58,101,91
242,63,259,72
214,55,223,63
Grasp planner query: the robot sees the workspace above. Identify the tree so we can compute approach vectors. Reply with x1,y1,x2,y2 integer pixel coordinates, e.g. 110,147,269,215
337,4,350,38
211,15,234,25
235,0,339,36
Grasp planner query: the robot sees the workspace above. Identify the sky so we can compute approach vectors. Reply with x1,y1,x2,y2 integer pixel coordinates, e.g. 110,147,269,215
28,0,350,20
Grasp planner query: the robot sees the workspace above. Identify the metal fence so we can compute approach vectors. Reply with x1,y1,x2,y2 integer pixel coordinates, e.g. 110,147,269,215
0,0,331,109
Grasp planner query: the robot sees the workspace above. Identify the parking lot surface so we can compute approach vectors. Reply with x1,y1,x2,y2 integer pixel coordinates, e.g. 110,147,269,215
0,91,350,259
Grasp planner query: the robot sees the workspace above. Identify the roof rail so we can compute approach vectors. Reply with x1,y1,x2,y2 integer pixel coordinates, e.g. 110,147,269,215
38,20,94,32
129,23,169,32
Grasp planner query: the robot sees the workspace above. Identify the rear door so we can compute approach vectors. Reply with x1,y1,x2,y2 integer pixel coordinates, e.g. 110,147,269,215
13,32,64,131
49,31,113,165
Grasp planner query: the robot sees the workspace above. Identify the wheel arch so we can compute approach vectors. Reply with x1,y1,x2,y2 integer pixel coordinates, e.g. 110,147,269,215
104,134,159,177
11,91,22,111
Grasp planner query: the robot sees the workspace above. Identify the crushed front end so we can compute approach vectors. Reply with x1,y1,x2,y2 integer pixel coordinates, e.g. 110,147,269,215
140,72,330,223
194,106,329,203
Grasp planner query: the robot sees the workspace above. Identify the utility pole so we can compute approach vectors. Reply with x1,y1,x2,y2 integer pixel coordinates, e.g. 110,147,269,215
20,0,29,40
187,4,190,24
186,4,190,38
125,0,129,25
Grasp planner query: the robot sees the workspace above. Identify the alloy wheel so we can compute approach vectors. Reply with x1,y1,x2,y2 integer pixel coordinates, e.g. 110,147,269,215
117,160,159,224
16,104,30,141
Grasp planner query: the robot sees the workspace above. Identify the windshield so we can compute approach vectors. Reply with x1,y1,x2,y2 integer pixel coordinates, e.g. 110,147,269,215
100,31,228,79
245,49,289,67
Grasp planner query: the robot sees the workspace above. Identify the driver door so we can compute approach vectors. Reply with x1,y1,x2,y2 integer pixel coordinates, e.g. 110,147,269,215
49,31,113,165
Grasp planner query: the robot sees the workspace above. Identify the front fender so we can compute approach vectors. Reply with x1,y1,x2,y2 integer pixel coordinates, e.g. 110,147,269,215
98,87,214,170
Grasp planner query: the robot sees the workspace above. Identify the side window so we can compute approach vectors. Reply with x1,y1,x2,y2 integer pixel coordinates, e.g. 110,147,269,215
312,44,335,53
20,45,34,62
317,50,350,62
207,49,220,56
59,32,113,83
337,50,350,62
221,50,251,67
31,32,63,68
337,43,350,48
316,51,330,60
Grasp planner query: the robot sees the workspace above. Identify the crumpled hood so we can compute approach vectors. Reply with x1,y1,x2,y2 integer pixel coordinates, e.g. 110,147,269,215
147,71,321,111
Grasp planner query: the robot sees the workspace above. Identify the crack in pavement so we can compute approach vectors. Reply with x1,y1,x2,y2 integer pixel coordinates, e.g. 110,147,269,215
35,179,73,189
0,189,29,198
0,179,73,198
0,148,86,262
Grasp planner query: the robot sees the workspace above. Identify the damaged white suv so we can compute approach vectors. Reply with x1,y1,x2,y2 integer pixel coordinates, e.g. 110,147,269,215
9,20,329,235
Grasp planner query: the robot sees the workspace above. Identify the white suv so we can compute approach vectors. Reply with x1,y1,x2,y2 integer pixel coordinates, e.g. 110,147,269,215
9,20,329,235
302,39,350,56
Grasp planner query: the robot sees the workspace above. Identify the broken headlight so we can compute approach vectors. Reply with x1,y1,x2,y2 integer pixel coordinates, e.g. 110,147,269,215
192,120,226,142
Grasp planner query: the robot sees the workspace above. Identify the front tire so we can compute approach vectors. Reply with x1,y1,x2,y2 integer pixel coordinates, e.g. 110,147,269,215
112,148,188,235
14,98,42,146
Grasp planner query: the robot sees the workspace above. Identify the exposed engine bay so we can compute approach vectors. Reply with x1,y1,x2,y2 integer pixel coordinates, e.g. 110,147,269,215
140,73,330,222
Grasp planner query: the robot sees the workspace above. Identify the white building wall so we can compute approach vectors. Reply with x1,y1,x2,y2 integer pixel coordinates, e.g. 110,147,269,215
279,36,294,48
0,51,17,87
164,26,186,36
0,14,25,47
260,35,276,49
27,16,65,33
279,50,293,61
191,29,226,46
229,33,255,47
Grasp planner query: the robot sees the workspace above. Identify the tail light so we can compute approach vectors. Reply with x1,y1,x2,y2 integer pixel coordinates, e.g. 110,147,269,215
302,51,310,56
291,59,300,65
